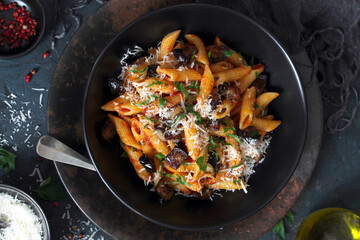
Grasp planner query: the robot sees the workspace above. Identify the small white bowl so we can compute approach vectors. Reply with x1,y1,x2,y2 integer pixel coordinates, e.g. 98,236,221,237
0,184,50,240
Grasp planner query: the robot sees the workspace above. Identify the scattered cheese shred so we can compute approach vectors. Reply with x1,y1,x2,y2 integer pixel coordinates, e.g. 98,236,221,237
0,192,43,240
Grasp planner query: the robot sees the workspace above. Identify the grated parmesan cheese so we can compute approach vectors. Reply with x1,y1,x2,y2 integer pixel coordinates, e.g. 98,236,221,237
0,192,43,240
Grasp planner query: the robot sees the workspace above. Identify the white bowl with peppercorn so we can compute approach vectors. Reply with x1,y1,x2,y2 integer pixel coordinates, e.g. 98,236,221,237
0,0,45,59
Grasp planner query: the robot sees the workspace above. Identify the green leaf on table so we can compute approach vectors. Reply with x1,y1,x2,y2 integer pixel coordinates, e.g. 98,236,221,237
33,176,67,202
0,147,16,173
285,210,295,224
273,219,285,240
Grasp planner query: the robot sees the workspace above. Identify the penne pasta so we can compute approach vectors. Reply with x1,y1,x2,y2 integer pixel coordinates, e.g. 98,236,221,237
185,34,209,65
214,65,251,85
239,86,256,130
159,30,181,60
157,68,202,82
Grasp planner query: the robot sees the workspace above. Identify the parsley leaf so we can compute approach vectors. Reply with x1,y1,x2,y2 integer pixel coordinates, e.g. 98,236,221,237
171,112,186,126
134,99,150,106
249,130,259,138
226,134,242,146
146,75,164,88
175,175,191,187
143,123,149,129
159,171,174,179
223,50,235,57
254,103,266,116
207,51,212,63
196,156,207,172
120,151,129,159
249,56,255,67
188,81,200,97
130,146,135,152
233,179,242,184
33,176,67,201
158,97,167,109
273,219,285,240
186,104,204,124
174,82,189,101
142,116,155,123
190,50,196,61
129,66,148,73
285,210,295,224
231,162,245,170
223,119,236,133
0,147,16,173
155,153,166,168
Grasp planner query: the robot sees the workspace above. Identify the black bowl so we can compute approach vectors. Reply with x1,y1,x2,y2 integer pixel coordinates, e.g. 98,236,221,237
0,0,45,59
84,3,307,230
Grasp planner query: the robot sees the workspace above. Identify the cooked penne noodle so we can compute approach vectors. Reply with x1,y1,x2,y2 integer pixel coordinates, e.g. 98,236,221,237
114,102,142,116
214,65,251,85
251,117,281,132
108,114,141,150
239,86,256,129
210,61,234,73
214,36,247,66
254,92,279,117
157,68,202,82
238,64,265,93
122,144,152,182
185,34,209,65
159,30,181,60
213,100,236,119
197,64,214,102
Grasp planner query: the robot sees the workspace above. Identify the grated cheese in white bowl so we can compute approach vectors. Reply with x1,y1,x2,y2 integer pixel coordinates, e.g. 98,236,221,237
0,192,43,240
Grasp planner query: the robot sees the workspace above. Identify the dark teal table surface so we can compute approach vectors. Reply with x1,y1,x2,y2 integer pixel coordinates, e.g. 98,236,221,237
0,0,359,239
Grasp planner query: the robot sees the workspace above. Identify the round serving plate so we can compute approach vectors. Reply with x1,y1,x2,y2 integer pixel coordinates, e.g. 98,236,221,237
47,0,322,239
0,184,50,240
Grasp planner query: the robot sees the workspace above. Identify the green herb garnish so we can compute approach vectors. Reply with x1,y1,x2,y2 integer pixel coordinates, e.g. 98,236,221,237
142,116,155,123
254,103,266,116
285,210,295,224
171,112,186,127
174,82,189,100
33,176,67,201
182,162,191,166
226,134,242,146
191,50,196,61
207,51,212,63
249,56,255,67
231,162,245,170
233,179,242,184
255,72,258,77
146,75,165,87
129,66,148,73
158,97,167,109
130,146,135,152
155,153,166,168
120,151,129,159
175,175,191,187
186,104,204,124
188,80,200,97
273,219,285,240
196,156,207,172
223,119,236,133
134,99,150,106
159,171,173,179
0,147,16,173
223,50,235,57
249,130,259,138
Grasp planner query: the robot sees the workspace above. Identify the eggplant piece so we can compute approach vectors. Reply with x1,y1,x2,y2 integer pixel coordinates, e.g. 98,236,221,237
172,44,198,62
147,64,158,77
211,83,240,105
184,188,213,200
163,130,181,140
207,45,231,63
207,151,220,174
251,72,269,96
238,126,258,138
101,118,116,143
172,48,186,62
107,76,123,95
139,155,156,173
205,119,221,131
155,178,174,201
165,142,189,170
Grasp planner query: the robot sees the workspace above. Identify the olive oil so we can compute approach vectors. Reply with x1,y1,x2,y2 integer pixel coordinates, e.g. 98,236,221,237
296,208,360,240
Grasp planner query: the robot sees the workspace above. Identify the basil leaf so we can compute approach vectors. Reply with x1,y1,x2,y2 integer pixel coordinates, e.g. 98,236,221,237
158,97,167,109
33,176,67,202
196,156,207,172
223,50,235,57
129,66,148,73
273,219,285,240
174,82,189,101
285,210,295,224
0,147,16,173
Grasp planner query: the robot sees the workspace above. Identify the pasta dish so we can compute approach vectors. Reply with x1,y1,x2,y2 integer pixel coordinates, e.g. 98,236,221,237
100,30,281,201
